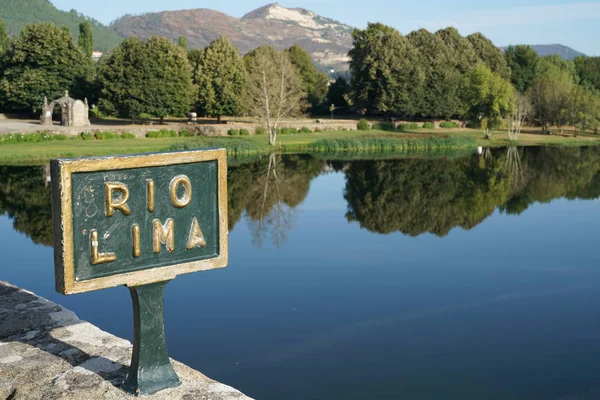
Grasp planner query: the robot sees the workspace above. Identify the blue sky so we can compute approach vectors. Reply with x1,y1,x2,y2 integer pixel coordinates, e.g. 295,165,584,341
51,0,600,55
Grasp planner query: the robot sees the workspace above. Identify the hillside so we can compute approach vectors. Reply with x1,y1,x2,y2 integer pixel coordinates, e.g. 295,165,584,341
502,44,586,60
110,3,353,70
0,0,123,53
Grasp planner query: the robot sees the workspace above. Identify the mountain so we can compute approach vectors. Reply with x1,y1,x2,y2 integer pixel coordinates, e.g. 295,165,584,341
0,0,123,52
502,44,586,60
110,3,354,70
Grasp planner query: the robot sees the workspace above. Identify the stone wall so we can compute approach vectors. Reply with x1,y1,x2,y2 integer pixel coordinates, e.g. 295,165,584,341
0,281,253,400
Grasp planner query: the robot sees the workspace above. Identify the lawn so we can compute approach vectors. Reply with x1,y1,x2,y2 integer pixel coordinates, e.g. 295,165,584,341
1,128,599,165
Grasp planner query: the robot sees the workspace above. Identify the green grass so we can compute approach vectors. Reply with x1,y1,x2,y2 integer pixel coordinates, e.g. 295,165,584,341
1,128,600,165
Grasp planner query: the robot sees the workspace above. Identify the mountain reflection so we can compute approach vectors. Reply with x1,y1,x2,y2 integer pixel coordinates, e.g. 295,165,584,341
3,147,600,247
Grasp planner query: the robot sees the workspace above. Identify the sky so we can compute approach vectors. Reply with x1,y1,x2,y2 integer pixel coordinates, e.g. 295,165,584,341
50,0,600,55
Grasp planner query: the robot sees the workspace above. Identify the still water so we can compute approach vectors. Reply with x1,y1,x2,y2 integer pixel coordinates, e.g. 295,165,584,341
3,147,600,399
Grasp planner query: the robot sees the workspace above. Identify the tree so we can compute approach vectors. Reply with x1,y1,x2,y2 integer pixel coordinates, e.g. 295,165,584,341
574,56,600,92
78,21,93,59
194,36,245,122
285,45,329,113
177,36,188,51
349,23,420,115
505,45,540,92
243,46,305,145
407,28,460,118
97,36,193,121
528,66,573,132
0,19,9,55
537,55,579,84
327,77,351,113
0,23,88,112
467,32,510,79
508,91,532,140
567,86,600,135
462,64,515,139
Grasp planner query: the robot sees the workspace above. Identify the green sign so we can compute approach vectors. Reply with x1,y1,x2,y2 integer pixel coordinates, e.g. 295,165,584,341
51,149,228,295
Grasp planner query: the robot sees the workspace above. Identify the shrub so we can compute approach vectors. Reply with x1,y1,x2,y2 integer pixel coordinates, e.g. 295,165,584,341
146,130,178,138
54,134,68,141
440,121,460,129
299,127,312,134
309,136,476,153
277,127,298,135
357,118,370,130
314,127,323,133
371,122,396,131
255,127,266,135
422,122,435,129
80,132,94,140
120,132,136,139
397,123,421,132
239,128,250,136
227,129,240,136
178,130,193,137
95,131,120,140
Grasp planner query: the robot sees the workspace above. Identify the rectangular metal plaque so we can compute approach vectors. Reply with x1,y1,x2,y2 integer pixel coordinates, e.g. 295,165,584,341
51,149,228,294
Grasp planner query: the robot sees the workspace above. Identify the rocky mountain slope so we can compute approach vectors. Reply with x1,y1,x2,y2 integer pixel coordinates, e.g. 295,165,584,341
110,3,353,69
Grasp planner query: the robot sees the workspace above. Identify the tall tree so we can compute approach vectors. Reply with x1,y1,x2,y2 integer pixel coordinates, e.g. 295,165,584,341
407,28,460,118
194,36,245,122
0,19,9,55
505,45,540,93
177,36,188,51
528,65,573,131
327,76,351,113
78,21,93,59
0,23,87,112
575,56,600,92
97,36,193,121
462,64,515,139
467,32,510,79
349,23,420,115
285,45,329,113
243,46,304,145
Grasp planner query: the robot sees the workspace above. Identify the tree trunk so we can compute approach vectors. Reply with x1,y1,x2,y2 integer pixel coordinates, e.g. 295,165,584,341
217,115,221,123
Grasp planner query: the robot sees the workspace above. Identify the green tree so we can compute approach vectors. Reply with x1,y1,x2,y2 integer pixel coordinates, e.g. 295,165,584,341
0,19,9,55
462,64,515,139
567,86,600,135
285,45,329,113
177,36,188,51
505,45,540,92
349,23,420,115
327,77,351,113
537,55,579,84
0,23,87,112
574,56,600,92
467,32,510,78
528,66,573,131
78,21,93,59
194,36,245,122
97,36,193,121
407,28,460,118
243,46,304,145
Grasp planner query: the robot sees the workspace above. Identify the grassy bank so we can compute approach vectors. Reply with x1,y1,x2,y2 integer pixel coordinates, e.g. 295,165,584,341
1,128,599,165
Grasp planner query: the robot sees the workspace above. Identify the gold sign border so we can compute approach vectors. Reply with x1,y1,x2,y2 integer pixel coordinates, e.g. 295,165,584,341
51,149,228,295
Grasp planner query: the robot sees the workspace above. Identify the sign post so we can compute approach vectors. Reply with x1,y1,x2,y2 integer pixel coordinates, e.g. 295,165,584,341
51,149,228,395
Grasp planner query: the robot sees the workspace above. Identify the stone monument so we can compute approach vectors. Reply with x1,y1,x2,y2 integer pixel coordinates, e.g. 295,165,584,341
40,91,91,127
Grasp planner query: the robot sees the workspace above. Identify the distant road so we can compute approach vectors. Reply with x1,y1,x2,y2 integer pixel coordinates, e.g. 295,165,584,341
0,119,60,135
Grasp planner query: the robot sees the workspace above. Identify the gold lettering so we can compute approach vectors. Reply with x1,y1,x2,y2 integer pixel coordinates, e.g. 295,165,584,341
169,175,192,208
132,224,141,258
90,230,116,265
147,179,155,212
153,219,175,253
187,217,206,250
104,182,131,217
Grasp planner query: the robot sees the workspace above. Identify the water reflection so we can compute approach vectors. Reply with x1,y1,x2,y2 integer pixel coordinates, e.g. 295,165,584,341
3,146,600,247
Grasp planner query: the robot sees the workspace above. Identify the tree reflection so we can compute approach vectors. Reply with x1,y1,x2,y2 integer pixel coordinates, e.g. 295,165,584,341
4,147,600,247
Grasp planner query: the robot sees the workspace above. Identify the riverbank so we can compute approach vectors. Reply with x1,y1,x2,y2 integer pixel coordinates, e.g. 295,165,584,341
0,128,599,164
0,280,253,399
